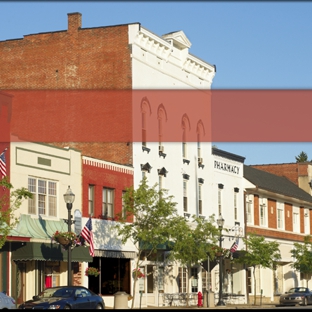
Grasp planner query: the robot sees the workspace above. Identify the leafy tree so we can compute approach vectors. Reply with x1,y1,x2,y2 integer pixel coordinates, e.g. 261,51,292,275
0,177,32,249
115,177,183,309
290,235,312,287
168,214,220,306
295,151,308,163
234,233,281,305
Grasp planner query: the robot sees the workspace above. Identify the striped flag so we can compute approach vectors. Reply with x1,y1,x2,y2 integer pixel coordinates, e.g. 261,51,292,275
81,218,95,257
230,238,239,253
0,148,7,179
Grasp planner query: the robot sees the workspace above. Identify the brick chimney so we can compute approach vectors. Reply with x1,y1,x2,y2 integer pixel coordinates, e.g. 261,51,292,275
68,12,82,32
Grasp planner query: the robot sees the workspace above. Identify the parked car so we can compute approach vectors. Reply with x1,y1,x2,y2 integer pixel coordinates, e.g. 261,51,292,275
18,286,105,309
0,291,16,309
279,287,312,306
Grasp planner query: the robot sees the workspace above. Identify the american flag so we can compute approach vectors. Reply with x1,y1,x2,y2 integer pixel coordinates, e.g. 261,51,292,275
230,238,239,253
81,218,95,257
0,148,7,179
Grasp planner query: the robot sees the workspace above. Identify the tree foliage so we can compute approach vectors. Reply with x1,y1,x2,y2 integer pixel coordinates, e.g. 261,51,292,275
115,177,183,309
290,235,312,286
0,177,32,249
295,151,309,163
234,233,281,305
168,214,220,306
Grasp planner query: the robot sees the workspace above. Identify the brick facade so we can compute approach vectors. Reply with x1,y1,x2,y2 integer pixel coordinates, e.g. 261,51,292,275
0,13,134,164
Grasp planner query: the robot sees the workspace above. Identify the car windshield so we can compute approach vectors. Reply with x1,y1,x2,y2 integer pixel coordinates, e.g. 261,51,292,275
37,288,73,298
288,287,308,293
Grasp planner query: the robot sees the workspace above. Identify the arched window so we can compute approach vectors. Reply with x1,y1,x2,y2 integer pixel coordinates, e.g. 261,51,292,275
141,97,152,151
181,114,191,160
196,120,205,167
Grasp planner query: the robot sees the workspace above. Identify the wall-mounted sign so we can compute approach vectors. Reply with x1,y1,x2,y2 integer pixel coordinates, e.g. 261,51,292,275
214,161,240,174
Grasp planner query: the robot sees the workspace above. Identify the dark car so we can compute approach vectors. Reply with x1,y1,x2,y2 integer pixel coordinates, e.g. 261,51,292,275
279,287,312,306
18,286,105,309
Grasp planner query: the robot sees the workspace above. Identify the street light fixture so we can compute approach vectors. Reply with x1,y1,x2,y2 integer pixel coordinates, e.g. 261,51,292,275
216,214,225,306
63,185,75,286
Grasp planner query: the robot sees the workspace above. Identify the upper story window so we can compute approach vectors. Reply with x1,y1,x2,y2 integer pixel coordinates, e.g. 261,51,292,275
246,195,253,224
293,206,300,233
234,187,239,221
198,183,202,215
183,180,188,212
28,177,57,217
88,185,94,216
196,120,205,168
218,184,223,216
259,197,267,227
122,191,126,219
103,188,114,218
304,209,310,234
141,97,151,150
157,104,167,153
181,114,190,161
277,202,284,230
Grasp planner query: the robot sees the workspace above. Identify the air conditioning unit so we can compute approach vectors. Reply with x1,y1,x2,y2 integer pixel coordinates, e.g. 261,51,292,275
198,157,203,164
159,145,165,153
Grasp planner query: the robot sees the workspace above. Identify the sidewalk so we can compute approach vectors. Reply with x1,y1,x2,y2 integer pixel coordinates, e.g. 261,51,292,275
106,303,278,309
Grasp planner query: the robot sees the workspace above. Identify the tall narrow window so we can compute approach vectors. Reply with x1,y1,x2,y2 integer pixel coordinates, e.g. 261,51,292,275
218,184,223,216
147,265,154,293
234,189,238,220
246,197,253,224
88,185,94,216
38,179,47,215
191,268,198,293
48,181,57,217
181,115,190,160
277,203,284,229
259,198,266,227
198,184,202,215
183,180,188,212
142,112,147,147
102,188,114,218
158,105,166,149
304,209,310,234
293,207,299,233
122,191,126,219
28,177,36,214
178,267,187,293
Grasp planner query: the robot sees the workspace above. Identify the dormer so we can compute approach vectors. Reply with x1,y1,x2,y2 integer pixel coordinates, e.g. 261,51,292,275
162,30,191,51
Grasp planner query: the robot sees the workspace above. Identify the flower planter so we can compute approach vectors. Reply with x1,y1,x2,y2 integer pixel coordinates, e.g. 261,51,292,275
216,252,223,257
56,237,71,246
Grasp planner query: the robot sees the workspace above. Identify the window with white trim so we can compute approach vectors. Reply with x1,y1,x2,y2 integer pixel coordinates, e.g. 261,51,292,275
102,188,114,218
88,185,94,216
218,184,223,216
122,191,126,219
304,209,310,234
293,207,300,233
178,267,187,293
234,188,239,220
28,177,57,216
277,202,284,230
183,180,188,212
246,196,253,224
259,198,267,227
198,183,202,215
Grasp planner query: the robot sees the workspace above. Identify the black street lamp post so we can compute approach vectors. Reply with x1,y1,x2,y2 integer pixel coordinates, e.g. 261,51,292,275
63,186,75,286
216,214,225,306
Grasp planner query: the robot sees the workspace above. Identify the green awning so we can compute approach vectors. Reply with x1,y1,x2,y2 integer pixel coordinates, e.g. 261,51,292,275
10,242,92,262
139,240,174,250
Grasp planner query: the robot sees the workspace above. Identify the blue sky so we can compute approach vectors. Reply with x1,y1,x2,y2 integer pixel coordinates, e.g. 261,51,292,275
1,1,312,164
